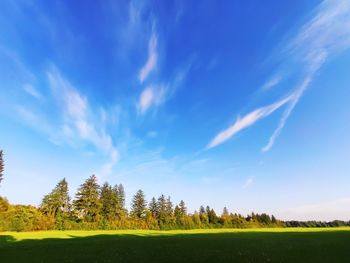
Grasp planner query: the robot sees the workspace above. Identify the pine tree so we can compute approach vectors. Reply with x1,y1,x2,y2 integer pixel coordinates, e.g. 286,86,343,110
166,196,173,217
222,207,229,216
179,200,187,216
130,189,147,218
157,194,167,222
149,197,158,218
73,175,101,222
199,205,208,224
113,183,127,217
174,205,181,224
0,150,4,185
100,182,119,221
40,178,70,218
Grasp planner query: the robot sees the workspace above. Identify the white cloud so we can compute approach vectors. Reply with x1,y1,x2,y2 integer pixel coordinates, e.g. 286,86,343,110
262,0,350,151
242,176,254,189
207,95,292,149
208,0,350,152
137,85,166,114
47,66,119,176
22,84,42,99
262,75,282,90
139,33,157,83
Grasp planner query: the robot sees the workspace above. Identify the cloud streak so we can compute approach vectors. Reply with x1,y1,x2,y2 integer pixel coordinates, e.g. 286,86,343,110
262,75,282,90
47,66,119,177
139,33,157,83
207,95,292,149
137,85,166,114
22,84,42,100
208,0,350,151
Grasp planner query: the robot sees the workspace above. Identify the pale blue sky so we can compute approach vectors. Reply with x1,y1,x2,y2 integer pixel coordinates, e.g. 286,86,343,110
0,0,350,221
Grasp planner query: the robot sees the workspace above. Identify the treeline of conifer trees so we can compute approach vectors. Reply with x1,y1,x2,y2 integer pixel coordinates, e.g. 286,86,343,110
0,175,285,231
1,151,350,231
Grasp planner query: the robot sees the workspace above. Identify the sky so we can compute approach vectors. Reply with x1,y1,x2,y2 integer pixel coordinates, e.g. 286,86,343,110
0,0,350,221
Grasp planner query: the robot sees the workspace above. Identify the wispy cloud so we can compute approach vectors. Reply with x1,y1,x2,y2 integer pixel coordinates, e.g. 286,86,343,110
47,66,119,177
208,0,350,152
22,83,42,100
207,95,292,149
137,85,166,114
242,176,254,189
139,33,158,83
263,0,350,152
137,62,192,114
262,75,282,90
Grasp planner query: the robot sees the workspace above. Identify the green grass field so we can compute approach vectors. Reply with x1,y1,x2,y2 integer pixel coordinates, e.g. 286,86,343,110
1,228,350,262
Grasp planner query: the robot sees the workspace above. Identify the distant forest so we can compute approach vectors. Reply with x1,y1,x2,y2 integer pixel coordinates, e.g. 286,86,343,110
0,150,349,231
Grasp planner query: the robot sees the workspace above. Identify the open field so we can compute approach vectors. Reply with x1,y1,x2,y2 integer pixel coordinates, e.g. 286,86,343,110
1,228,350,262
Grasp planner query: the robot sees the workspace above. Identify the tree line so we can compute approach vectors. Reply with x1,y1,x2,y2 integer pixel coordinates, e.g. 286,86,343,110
0,150,349,231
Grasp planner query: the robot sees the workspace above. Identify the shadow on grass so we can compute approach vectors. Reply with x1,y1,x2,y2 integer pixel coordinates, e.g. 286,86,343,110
1,231,350,263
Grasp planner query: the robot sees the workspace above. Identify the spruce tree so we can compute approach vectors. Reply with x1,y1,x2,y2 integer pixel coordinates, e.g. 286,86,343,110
73,175,101,222
130,189,147,218
166,196,174,217
149,197,158,218
40,178,70,218
179,200,187,216
113,183,127,217
100,182,119,220
157,194,167,222
0,150,4,185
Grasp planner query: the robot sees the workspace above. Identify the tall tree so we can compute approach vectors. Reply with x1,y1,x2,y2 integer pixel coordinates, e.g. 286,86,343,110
113,183,127,217
40,178,70,218
166,196,174,217
179,200,187,216
130,189,147,218
73,175,101,222
0,150,4,185
199,205,209,224
149,197,158,218
100,182,119,220
157,194,167,222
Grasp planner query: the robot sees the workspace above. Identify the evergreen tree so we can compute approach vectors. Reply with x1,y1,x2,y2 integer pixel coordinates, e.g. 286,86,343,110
222,207,229,216
166,196,174,217
179,200,187,216
0,150,4,185
208,208,218,224
40,178,70,218
271,215,277,224
73,175,101,222
174,205,181,218
157,194,167,222
100,182,119,220
149,197,158,218
113,183,127,217
130,189,147,218
199,205,208,224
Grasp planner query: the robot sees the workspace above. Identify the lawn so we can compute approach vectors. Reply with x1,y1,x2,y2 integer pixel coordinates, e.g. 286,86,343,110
1,228,350,262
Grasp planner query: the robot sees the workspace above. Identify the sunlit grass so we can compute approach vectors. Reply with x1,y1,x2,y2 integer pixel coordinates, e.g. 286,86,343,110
2,227,350,241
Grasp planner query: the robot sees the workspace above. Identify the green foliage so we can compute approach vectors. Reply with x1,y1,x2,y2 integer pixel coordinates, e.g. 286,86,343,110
73,175,101,222
101,182,120,221
0,205,54,231
40,178,70,218
130,190,147,218
0,175,346,232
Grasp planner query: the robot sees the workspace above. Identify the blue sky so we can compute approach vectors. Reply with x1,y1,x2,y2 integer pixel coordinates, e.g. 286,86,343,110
0,0,350,221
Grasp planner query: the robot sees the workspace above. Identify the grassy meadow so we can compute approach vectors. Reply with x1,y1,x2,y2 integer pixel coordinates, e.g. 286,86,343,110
1,228,350,262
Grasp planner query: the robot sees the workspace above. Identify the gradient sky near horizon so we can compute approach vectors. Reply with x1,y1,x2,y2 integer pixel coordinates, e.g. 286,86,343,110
1,0,350,221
